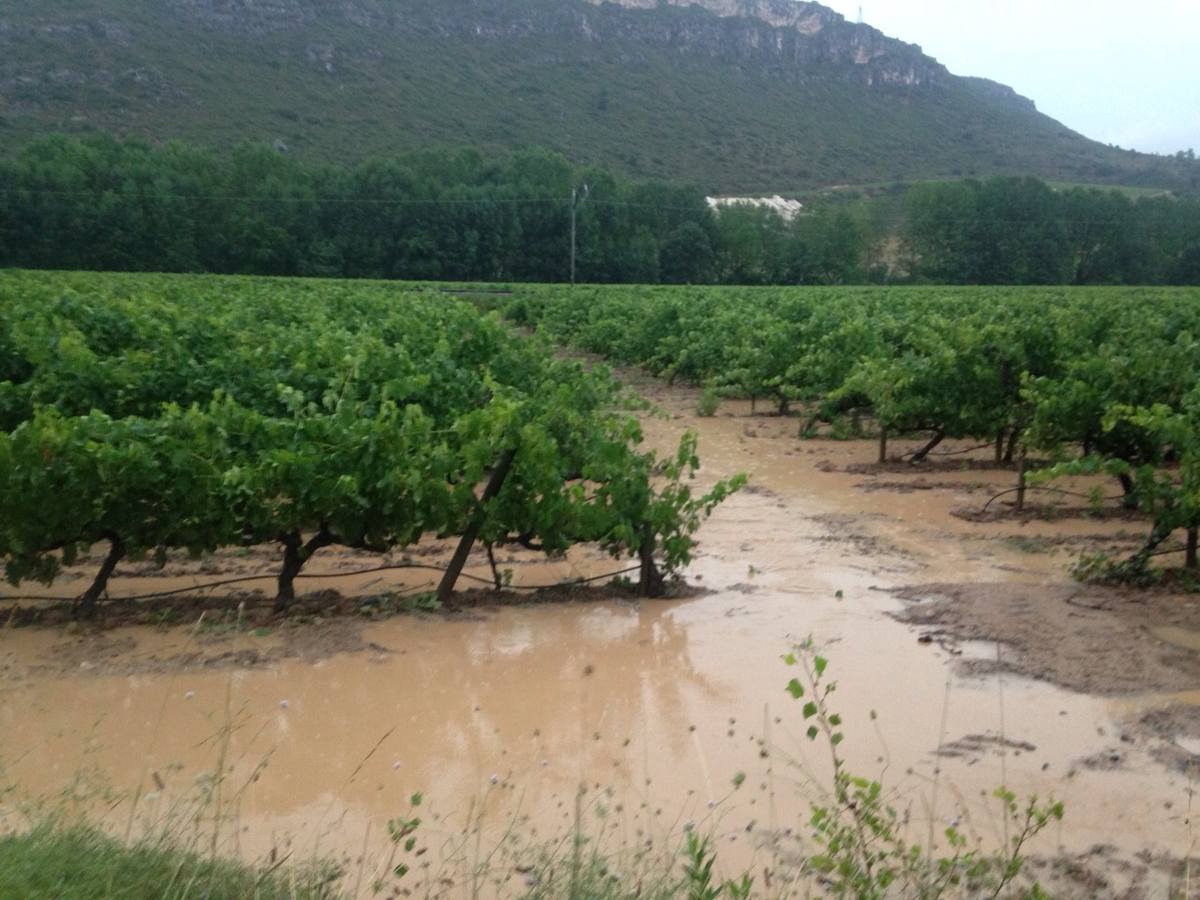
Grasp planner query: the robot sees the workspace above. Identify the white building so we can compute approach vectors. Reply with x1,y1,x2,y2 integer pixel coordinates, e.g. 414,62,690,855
705,194,804,221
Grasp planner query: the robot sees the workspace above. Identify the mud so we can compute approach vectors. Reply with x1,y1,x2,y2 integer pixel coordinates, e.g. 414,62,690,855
893,582,1200,696
844,457,1030,476
1135,705,1200,773
2,369,1199,897
954,504,1151,525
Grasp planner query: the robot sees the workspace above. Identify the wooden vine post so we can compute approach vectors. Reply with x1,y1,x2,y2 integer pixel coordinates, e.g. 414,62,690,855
1187,526,1198,570
437,448,517,604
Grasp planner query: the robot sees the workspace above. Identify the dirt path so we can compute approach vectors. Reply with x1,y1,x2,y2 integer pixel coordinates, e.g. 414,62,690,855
1,372,1197,897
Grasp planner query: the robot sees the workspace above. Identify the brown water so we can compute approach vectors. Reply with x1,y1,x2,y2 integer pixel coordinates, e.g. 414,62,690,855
0,387,1193,894
1152,626,1200,654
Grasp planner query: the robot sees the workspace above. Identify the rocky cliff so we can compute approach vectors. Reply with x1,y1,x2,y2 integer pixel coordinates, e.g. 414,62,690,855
586,0,947,87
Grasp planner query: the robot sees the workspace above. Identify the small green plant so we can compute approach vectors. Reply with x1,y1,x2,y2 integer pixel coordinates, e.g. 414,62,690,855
154,607,181,627
827,415,857,440
783,642,1063,899
402,592,443,614
695,387,721,418
681,832,752,900
414,593,442,613
682,833,721,900
1001,535,1056,555
375,793,424,895
1071,549,1163,585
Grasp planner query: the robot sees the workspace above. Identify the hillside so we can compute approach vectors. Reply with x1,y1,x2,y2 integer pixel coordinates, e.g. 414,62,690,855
1,0,1195,192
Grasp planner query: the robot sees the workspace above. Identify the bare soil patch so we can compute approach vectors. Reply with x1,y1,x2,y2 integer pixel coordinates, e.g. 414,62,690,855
954,503,1149,524
1029,845,1186,900
894,582,1200,695
1133,705,1200,774
846,457,1027,476
1,580,653,629
856,478,993,494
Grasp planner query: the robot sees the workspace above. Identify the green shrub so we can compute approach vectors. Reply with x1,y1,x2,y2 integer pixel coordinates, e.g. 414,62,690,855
696,387,721,417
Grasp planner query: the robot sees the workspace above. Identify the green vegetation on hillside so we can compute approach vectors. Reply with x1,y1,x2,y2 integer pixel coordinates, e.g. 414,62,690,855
1,0,1197,193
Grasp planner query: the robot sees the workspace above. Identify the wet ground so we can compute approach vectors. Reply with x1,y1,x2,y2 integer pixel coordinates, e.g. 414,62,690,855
1,371,1198,897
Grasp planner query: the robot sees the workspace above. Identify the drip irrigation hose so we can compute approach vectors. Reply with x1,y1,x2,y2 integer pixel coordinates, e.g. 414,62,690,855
980,485,1128,513
900,441,994,460
0,562,645,605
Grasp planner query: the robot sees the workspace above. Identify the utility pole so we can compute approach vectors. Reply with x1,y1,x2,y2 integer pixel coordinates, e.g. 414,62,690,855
570,182,589,285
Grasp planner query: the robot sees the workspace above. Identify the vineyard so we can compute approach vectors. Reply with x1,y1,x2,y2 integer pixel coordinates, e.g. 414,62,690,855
0,271,741,615
5,273,1200,616
6,272,1200,896
503,283,1200,579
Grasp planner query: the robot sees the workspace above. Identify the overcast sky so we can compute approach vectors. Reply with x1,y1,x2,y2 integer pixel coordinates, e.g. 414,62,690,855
819,0,1198,155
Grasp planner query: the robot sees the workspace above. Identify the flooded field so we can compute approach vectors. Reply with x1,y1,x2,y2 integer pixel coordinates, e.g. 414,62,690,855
2,372,1198,897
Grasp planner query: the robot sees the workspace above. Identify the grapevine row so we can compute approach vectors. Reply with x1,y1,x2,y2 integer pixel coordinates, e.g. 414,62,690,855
0,271,743,613
504,283,1200,578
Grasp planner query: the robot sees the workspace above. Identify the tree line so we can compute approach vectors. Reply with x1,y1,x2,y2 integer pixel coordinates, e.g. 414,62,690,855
900,177,1200,285
0,134,1197,285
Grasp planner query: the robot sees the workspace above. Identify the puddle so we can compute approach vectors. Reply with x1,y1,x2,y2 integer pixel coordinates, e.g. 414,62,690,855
1151,625,1200,653
1,378,1195,893
1175,736,1200,756
955,639,1005,661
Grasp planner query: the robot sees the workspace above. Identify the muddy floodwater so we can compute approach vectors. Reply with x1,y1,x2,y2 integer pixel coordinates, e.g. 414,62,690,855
2,373,1198,896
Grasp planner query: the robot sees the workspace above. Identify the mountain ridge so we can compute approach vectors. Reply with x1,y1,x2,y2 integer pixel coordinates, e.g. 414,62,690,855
1,0,1195,193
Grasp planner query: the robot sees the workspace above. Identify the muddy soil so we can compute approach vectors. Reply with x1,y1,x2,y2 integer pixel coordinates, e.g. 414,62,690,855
2,367,1199,898
893,582,1200,695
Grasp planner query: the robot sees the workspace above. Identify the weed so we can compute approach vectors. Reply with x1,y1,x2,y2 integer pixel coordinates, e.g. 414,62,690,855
696,388,721,418
406,592,443,613
783,642,1062,898
828,415,864,440
1001,535,1057,555
154,607,181,628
